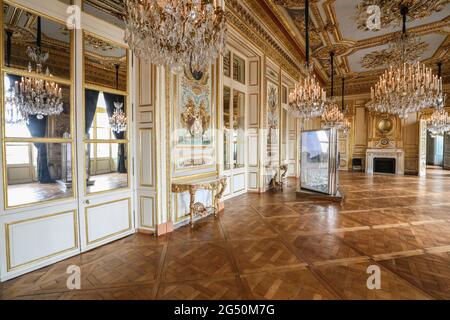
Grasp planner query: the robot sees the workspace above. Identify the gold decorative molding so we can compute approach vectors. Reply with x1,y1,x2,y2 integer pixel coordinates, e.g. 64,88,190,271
269,0,450,95
225,0,303,80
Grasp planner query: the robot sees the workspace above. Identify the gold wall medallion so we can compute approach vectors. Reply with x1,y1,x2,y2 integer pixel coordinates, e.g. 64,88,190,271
377,117,394,135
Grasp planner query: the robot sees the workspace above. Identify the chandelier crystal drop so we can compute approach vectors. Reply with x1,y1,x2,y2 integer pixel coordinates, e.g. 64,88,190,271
109,101,128,133
366,6,442,119
124,0,227,76
288,0,326,119
5,17,63,123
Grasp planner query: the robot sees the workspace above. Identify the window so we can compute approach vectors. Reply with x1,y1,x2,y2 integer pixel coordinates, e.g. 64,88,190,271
6,143,31,165
89,93,113,141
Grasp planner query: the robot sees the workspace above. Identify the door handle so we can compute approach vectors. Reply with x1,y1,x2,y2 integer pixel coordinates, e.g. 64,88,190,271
85,200,90,205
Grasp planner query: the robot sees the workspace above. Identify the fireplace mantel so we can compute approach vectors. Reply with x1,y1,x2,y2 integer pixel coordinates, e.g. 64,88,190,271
366,149,405,175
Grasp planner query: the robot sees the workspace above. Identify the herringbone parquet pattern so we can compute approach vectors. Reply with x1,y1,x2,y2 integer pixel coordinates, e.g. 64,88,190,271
1,171,450,300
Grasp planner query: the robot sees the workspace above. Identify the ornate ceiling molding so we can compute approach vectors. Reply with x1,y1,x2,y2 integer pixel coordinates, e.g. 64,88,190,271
225,0,305,80
269,0,450,95
355,0,450,31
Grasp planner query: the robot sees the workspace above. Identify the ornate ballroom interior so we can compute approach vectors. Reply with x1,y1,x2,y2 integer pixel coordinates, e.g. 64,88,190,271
0,0,449,301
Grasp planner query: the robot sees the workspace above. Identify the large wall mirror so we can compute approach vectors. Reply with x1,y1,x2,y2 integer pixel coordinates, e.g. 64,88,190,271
83,32,129,195
1,3,74,208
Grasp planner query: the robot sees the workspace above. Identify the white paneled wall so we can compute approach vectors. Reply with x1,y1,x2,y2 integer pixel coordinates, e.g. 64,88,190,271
136,60,157,232
84,198,132,246
247,58,261,192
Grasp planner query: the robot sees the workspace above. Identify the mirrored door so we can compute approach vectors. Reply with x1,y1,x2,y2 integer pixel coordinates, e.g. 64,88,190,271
77,31,134,252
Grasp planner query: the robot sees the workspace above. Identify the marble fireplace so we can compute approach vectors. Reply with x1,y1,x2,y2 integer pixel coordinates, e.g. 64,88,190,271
366,149,405,175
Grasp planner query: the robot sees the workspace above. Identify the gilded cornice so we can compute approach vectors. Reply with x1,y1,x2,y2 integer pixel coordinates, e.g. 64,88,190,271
225,0,303,80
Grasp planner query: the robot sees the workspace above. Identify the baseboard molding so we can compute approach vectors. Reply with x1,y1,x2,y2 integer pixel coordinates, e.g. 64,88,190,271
137,228,155,235
156,222,174,236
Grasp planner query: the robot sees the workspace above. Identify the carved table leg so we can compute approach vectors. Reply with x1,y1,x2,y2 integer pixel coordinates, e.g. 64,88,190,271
214,180,227,217
189,188,196,228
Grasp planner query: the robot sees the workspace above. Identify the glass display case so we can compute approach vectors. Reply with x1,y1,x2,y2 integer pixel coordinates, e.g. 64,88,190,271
300,129,339,195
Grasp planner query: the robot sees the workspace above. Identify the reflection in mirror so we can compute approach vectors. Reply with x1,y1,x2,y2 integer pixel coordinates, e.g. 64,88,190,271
223,86,231,170
85,89,127,140
86,143,128,194
301,130,331,194
281,108,288,162
233,55,245,84
4,74,71,138
84,33,127,91
3,4,71,79
5,142,73,207
83,0,125,29
282,86,288,105
223,49,231,78
233,90,245,168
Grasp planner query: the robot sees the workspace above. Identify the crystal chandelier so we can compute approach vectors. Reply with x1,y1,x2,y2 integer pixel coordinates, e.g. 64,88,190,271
6,17,63,123
340,77,351,136
110,101,127,133
288,0,326,119
322,99,344,129
124,0,227,78
5,84,26,124
322,52,344,129
109,65,127,133
427,63,449,137
367,6,443,119
428,105,450,138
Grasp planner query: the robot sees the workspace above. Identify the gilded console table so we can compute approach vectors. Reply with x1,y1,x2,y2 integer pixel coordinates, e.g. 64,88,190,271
171,176,227,228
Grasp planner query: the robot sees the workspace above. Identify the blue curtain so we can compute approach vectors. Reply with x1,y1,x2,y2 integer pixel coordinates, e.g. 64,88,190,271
85,89,99,179
85,89,99,136
103,92,127,174
27,116,54,183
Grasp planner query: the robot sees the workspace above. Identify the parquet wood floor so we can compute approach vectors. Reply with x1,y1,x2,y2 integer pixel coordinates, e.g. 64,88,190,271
1,171,450,300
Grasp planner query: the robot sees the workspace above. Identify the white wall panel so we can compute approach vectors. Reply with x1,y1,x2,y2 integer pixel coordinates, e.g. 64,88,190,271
85,198,131,245
139,129,154,187
233,173,246,193
248,135,259,167
249,172,258,189
249,94,259,126
139,61,153,106
5,211,78,272
139,111,153,124
140,196,155,228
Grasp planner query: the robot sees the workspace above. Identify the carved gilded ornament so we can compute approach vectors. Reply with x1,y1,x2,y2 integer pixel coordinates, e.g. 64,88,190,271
171,177,227,228
360,35,428,69
355,0,450,31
